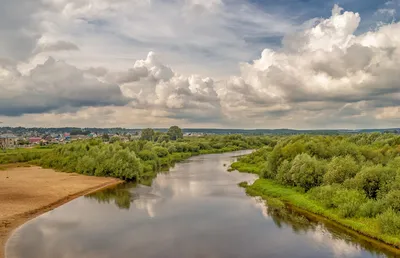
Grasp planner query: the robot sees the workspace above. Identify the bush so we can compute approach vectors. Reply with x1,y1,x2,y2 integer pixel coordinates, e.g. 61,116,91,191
138,150,158,161
290,153,325,191
383,190,400,212
275,160,293,186
354,166,396,199
309,185,340,209
332,189,366,218
378,209,400,235
323,155,359,185
358,199,385,218
153,146,169,158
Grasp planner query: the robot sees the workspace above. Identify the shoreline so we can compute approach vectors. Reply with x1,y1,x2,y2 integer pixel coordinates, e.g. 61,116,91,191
245,178,400,255
1,167,123,258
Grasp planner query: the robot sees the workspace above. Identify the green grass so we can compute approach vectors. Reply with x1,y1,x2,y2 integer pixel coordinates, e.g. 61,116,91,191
246,178,400,249
230,161,262,174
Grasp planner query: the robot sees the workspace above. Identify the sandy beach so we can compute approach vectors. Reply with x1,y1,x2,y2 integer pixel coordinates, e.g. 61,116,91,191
0,166,122,258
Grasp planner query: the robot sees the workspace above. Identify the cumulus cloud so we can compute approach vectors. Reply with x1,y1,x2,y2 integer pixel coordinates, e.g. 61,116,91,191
1,2,400,128
218,5,400,128
115,52,223,123
0,57,129,116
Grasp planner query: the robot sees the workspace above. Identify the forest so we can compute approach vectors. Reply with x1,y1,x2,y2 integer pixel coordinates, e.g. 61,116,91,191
231,132,400,247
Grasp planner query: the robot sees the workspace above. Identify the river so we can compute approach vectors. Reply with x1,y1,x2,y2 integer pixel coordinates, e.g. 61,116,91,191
5,151,398,257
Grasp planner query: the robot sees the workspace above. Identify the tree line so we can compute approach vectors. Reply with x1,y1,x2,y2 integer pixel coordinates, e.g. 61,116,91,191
36,126,274,184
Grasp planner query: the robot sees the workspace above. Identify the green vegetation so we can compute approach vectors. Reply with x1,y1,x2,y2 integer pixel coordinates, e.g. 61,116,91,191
140,128,155,141
33,127,275,183
0,148,51,164
232,133,400,247
167,126,183,140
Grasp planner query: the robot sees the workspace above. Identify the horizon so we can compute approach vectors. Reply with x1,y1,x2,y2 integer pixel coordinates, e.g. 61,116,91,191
1,1,400,128
1,125,400,132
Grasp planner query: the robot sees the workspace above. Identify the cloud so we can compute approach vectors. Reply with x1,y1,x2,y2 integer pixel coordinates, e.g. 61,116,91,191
0,57,129,116
218,5,400,128
34,40,80,54
0,0,43,61
115,52,223,123
1,2,400,128
33,0,298,78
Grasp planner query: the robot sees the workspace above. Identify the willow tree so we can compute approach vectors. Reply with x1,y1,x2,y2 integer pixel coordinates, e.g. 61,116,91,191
167,126,183,141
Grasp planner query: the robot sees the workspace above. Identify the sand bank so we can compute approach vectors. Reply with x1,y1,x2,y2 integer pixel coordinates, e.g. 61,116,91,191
0,166,122,258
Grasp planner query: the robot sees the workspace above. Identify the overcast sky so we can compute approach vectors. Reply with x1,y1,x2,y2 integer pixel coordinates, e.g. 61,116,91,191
1,0,400,129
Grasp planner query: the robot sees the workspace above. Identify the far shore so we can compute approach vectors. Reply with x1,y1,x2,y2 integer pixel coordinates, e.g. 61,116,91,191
0,166,122,258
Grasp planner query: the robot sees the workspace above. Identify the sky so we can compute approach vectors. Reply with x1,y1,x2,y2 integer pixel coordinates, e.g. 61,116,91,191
1,0,400,129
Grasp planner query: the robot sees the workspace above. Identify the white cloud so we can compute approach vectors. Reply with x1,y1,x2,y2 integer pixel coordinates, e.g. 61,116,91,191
217,5,400,128
1,2,400,128
30,0,298,78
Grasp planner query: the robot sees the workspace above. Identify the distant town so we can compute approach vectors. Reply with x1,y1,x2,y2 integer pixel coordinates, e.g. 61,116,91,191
1,126,399,149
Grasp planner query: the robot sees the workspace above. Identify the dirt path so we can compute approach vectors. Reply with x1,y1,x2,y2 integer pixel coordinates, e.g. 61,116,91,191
0,166,122,258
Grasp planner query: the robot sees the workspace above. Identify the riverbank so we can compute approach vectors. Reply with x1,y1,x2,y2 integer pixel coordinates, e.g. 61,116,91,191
245,179,400,251
0,166,122,258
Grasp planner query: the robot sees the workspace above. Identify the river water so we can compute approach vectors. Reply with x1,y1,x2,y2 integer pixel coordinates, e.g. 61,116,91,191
5,151,398,258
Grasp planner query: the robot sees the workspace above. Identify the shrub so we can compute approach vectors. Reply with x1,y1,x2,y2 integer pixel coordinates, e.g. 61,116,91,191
309,185,340,209
377,209,400,235
354,165,396,199
323,155,359,185
275,160,293,186
290,153,325,191
383,190,400,212
358,199,385,218
332,189,366,218
153,146,169,158
138,150,158,161
167,145,177,153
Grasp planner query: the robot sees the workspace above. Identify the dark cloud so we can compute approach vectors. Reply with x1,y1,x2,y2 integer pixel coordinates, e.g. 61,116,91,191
0,57,130,116
0,0,43,61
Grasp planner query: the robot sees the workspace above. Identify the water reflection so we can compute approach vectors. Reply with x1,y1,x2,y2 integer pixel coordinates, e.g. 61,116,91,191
86,183,135,209
6,151,398,258
249,197,389,257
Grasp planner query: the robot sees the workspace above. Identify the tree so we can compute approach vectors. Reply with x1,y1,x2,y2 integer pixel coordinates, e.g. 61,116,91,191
167,126,183,140
109,136,120,143
354,165,396,199
102,133,110,142
290,153,325,191
276,160,293,186
323,155,359,185
157,134,170,143
140,128,155,141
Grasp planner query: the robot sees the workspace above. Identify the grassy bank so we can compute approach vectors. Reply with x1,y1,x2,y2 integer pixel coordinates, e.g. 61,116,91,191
245,178,400,248
229,134,400,249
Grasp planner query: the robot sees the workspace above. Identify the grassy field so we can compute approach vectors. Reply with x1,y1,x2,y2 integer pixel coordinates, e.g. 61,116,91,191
246,179,400,248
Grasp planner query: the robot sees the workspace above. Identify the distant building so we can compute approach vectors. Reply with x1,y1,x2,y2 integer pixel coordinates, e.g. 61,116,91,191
29,137,42,145
0,134,17,149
